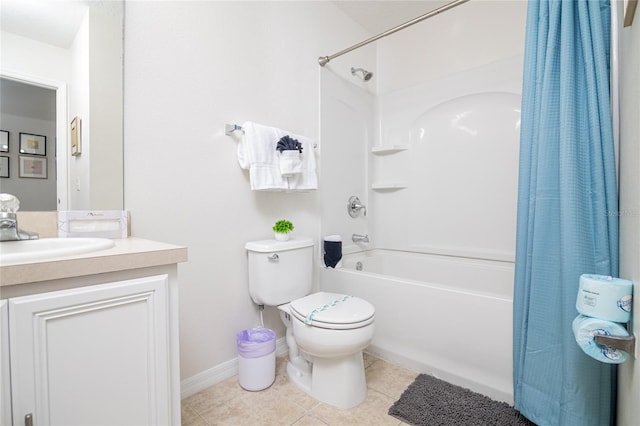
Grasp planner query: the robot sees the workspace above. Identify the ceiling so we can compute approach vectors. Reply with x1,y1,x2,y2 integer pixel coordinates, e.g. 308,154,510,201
332,1,452,35
0,0,88,48
0,0,451,50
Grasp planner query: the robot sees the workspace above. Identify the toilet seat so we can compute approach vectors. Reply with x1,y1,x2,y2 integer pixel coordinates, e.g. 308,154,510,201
290,291,375,330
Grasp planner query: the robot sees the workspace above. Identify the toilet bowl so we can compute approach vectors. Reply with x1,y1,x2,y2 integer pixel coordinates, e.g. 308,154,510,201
278,292,375,409
245,238,375,409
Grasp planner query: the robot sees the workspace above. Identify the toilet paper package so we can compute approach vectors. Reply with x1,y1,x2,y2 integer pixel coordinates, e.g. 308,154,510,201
572,315,630,364
323,235,342,268
575,274,633,323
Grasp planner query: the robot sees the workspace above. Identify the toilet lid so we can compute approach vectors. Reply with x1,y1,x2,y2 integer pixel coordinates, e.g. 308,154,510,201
290,292,375,327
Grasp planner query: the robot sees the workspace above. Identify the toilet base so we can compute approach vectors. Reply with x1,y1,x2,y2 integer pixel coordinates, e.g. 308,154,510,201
286,358,312,393
286,352,367,409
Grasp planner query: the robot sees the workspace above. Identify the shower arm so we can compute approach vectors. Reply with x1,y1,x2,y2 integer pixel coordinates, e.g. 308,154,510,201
318,0,470,67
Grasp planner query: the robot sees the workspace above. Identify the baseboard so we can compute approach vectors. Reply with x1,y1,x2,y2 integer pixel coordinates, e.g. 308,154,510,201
181,337,288,399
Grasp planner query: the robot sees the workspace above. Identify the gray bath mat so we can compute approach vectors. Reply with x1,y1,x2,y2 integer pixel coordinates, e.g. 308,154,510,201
388,374,536,426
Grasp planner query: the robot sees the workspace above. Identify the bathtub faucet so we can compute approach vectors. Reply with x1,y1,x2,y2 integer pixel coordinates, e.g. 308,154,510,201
348,196,367,218
352,234,369,243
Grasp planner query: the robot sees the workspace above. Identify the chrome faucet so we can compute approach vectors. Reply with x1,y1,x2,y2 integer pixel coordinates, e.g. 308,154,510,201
0,212,38,241
0,194,39,242
352,234,369,243
348,196,367,218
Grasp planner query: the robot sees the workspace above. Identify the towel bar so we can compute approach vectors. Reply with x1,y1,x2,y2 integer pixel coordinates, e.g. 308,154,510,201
225,124,244,135
225,123,318,148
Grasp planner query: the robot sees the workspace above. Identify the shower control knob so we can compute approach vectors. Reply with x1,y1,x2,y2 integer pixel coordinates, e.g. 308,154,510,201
348,196,367,218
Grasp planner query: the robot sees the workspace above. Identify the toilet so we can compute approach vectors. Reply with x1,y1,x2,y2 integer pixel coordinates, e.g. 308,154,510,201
245,237,375,409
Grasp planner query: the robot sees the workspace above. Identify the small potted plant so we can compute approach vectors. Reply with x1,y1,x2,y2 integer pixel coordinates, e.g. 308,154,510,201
273,219,294,241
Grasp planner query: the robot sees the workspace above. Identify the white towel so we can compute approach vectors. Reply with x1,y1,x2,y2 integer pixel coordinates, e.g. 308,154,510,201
237,122,288,191
288,135,317,190
279,150,303,176
237,121,317,191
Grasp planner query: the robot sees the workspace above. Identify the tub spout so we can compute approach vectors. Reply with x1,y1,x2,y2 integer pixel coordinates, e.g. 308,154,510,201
352,234,369,243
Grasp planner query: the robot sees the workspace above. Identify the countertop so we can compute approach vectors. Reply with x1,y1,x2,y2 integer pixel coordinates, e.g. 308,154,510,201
0,237,188,287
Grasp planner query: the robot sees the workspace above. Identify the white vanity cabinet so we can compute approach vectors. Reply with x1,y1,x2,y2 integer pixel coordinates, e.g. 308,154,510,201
1,300,11,426
0,238,186,426
9,276,171,426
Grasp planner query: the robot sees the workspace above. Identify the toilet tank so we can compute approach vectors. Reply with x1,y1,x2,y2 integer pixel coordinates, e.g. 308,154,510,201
245,237,314,306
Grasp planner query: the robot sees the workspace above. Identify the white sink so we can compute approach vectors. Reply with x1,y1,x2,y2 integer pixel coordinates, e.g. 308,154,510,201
0,238,115,265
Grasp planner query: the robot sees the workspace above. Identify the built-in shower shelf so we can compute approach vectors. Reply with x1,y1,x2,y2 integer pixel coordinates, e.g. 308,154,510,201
371,145,409,154
371,182,408,190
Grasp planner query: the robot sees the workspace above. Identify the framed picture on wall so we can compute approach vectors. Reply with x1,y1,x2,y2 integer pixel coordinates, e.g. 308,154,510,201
71,116,82,156
0,131,8,152
19,132,46,156
0,156,9,178
19,155,47,179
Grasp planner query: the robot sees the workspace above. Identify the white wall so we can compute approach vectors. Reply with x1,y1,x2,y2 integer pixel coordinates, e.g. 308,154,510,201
69,2,124,211
0,32,71,83
69,12,91,210
617,4,640,424
123,1,372,385
88,1,124,210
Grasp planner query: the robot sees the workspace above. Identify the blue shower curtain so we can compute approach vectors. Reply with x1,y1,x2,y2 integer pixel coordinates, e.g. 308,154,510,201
513,1,618,425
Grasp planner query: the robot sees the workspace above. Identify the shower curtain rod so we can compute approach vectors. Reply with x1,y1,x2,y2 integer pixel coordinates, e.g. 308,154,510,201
318,0,470,66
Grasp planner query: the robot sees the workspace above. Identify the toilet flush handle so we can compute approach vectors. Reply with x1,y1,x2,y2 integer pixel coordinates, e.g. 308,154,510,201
268,253,279,262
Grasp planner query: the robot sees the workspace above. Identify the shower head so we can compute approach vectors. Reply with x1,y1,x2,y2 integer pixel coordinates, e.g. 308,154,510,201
351,67,373,81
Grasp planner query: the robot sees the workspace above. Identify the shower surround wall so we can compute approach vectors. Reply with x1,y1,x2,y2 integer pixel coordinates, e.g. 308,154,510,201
319,70,374,255
321,58,522,402
319,1,527,402
372,57,522,260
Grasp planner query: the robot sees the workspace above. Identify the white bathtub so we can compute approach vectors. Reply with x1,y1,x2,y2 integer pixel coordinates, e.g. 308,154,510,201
320,249,514,403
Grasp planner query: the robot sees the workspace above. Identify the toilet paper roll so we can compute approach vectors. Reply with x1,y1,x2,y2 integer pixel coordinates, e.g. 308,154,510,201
572,315,630,364
575,274,633,323
323,235,342,269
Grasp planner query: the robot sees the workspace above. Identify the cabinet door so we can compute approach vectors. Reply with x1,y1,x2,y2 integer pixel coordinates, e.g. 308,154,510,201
9,275,171,426
1,299,11,426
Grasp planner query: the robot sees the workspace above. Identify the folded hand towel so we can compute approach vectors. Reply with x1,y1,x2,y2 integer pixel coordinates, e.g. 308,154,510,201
287,134,317,190
276,136,303,153
279,150,303,176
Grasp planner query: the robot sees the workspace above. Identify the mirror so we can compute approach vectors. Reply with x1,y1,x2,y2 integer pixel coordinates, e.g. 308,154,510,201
0,79,57,210
0,0,123,212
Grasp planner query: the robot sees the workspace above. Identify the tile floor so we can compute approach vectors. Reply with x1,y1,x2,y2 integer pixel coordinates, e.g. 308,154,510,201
181,353,416,426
